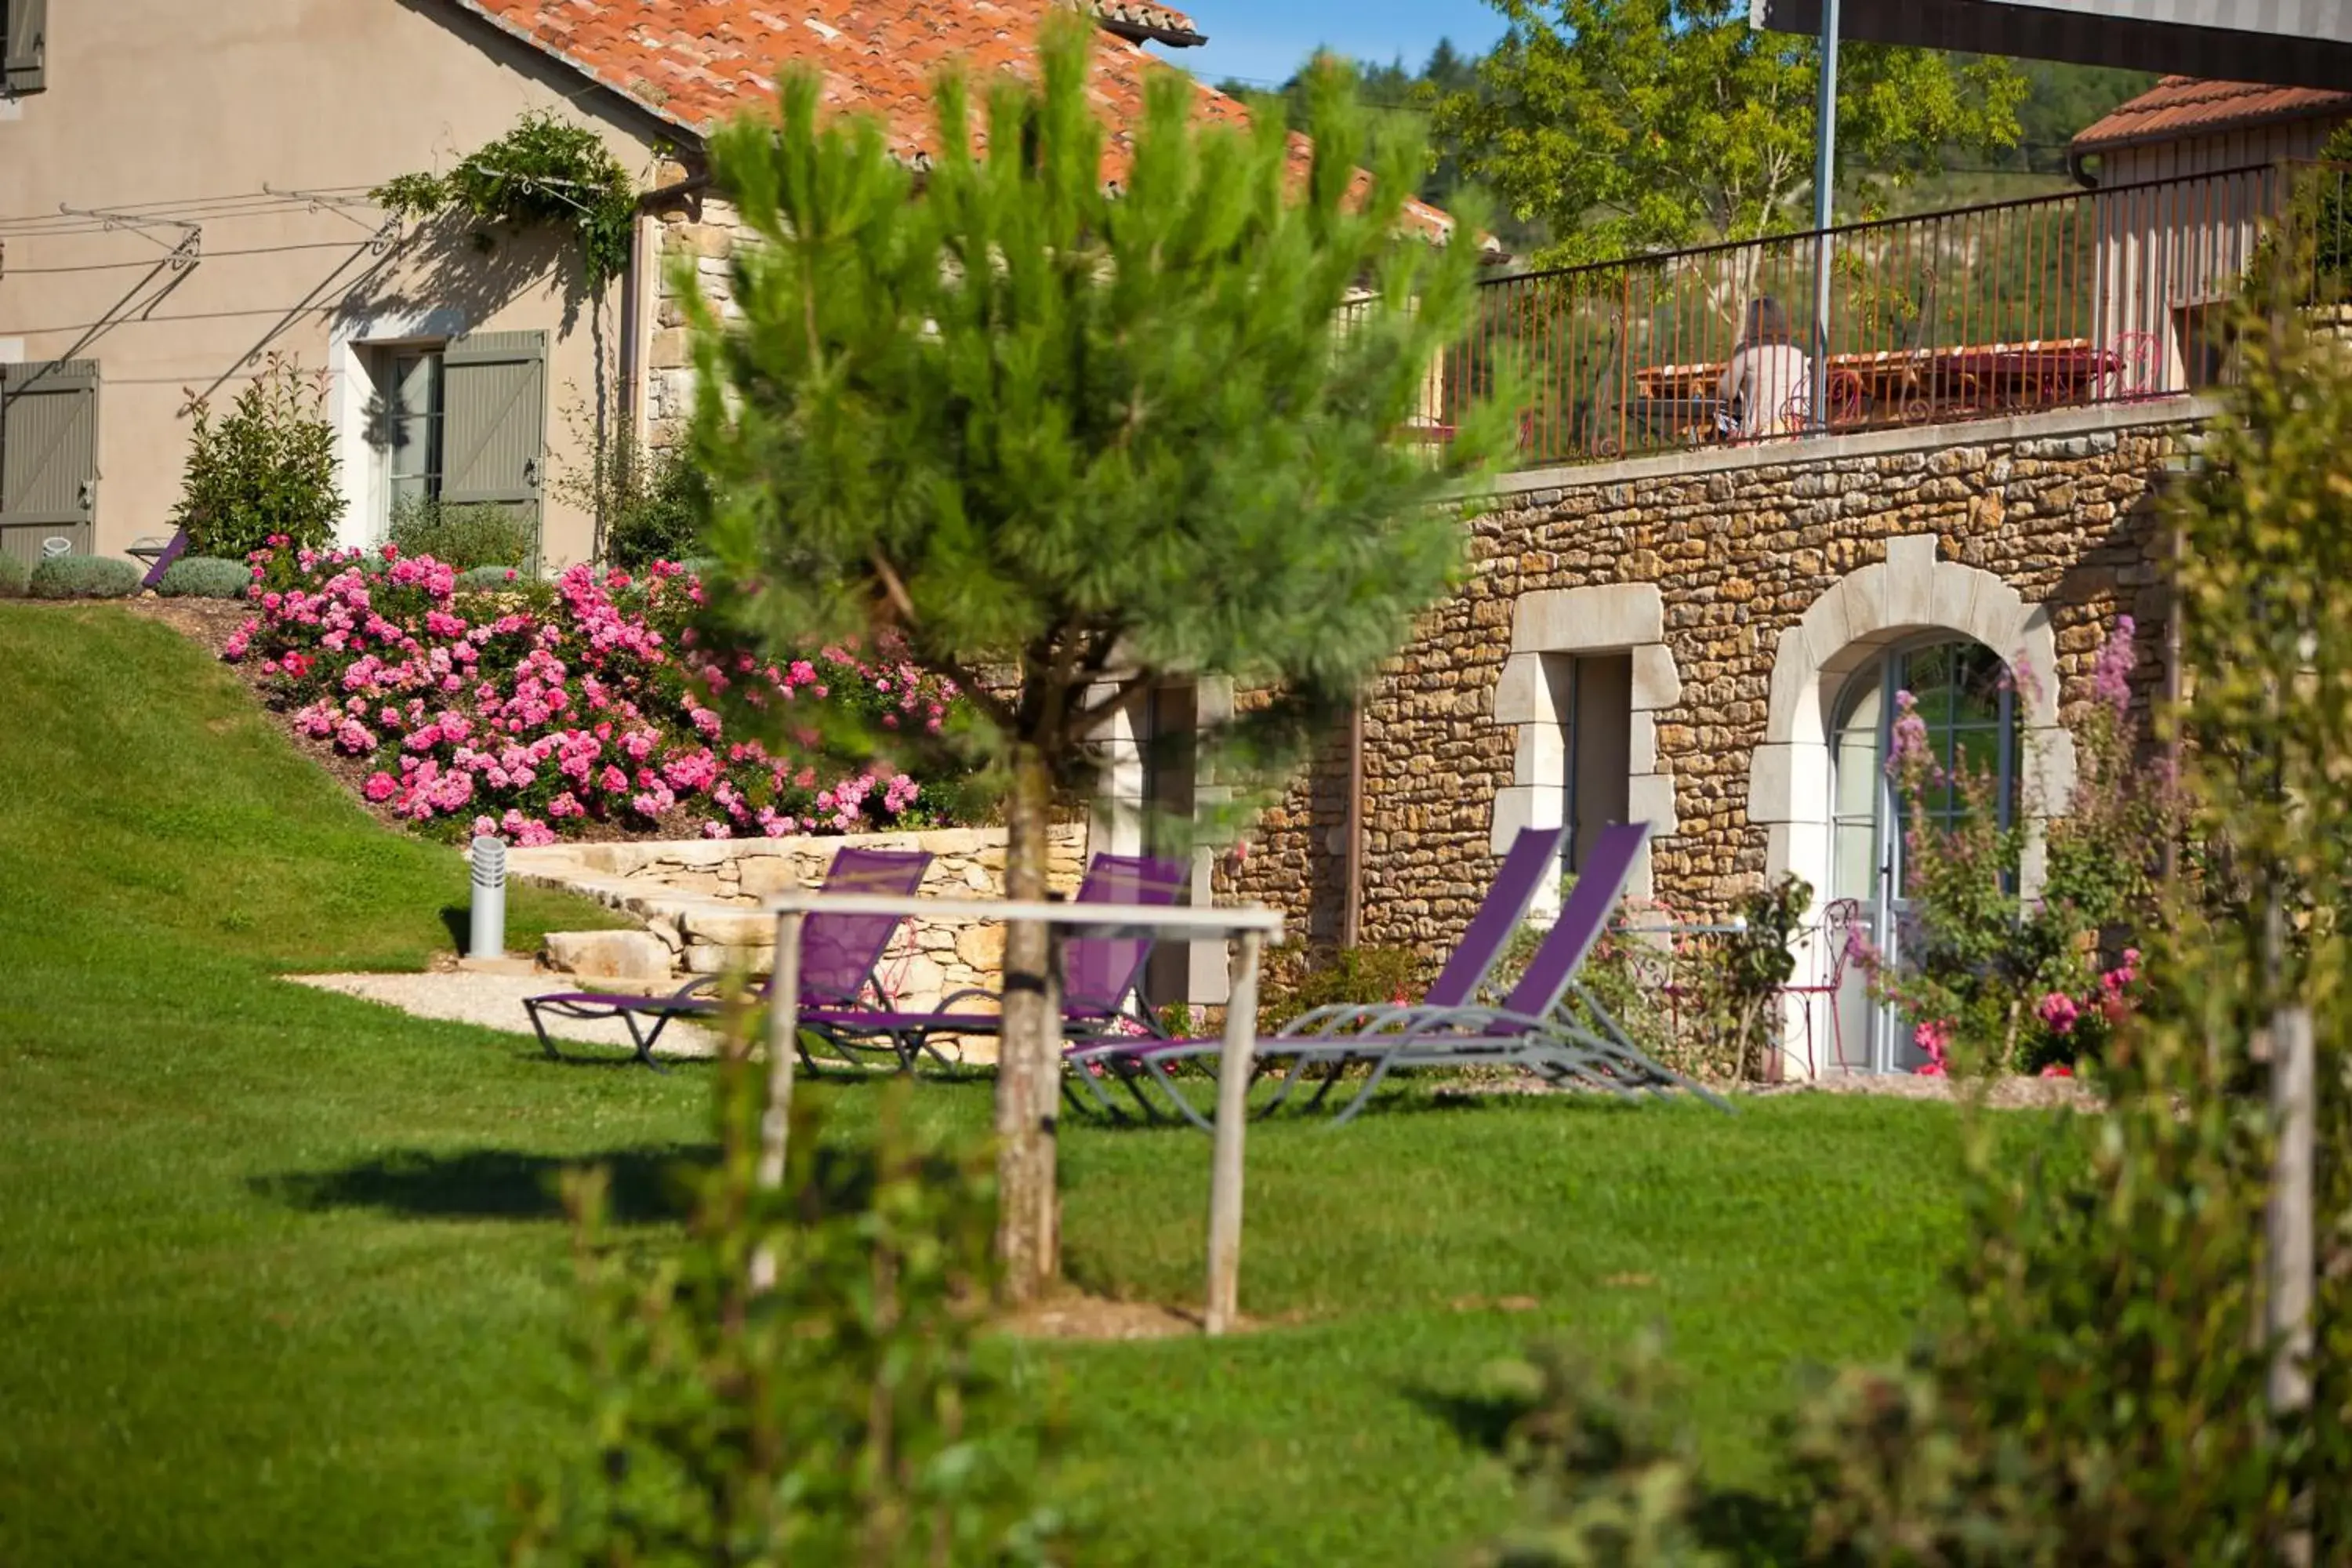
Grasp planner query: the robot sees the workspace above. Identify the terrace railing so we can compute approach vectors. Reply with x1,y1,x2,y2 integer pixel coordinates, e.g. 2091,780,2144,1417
1426,162,2337,468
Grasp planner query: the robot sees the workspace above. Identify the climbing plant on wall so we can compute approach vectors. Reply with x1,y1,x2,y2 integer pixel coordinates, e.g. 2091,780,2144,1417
372,111,638,288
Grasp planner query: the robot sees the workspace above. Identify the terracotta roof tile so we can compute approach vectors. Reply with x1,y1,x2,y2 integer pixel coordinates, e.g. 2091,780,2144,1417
449,0,1457,241
2071,75,2352,154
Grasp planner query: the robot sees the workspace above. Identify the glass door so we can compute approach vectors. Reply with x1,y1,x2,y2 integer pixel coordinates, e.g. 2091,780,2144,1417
1828,640,2015,1073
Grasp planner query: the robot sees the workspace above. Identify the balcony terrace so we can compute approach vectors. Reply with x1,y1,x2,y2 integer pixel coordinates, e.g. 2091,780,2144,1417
1432,160,2350,470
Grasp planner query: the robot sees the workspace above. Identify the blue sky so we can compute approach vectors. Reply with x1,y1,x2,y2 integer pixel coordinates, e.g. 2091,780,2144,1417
1149,0,1510,89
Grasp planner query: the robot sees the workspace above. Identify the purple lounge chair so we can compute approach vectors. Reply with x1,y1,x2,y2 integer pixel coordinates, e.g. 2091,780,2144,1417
799,851,1189,1071
1080,822,1729,1125
1066,823,1569,1125
522,847,932,1069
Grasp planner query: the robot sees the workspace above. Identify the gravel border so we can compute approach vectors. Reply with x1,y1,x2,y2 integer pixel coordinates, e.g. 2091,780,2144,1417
286,971,720,1058
1442,1066,2101,1112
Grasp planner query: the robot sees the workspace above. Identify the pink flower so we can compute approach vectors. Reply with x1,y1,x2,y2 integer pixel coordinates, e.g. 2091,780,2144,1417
2100,948,2141,1000
1886,690,1935,785
2091,615,2136,713
2039,1063,2075,1079
2036,992,2081,1035
1911,1018,1951,1076
362,772,397,803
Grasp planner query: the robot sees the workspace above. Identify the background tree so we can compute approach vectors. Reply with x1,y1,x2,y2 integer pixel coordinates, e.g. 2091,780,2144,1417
1217,39,1478,201
684,23,1512,1298
1439,0,2027,266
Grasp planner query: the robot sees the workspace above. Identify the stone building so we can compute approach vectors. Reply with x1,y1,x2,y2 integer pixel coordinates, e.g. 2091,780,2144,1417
1210,67,2352,1079
1225,403,2196,1075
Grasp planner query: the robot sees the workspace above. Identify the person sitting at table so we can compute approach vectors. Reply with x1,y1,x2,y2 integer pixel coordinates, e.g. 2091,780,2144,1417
1719,296,1812,439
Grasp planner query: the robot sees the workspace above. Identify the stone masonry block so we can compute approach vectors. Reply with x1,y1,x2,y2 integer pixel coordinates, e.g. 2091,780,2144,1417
1511,582,1665,654
1886,535,1936,626
1626,773,1680,836
1492,652,1552,724
1489,783,1561,855
544,930,674,980
1928,561,1983,638
1628,710,1658,775
1799,577,1853,658
1629,644,1682,712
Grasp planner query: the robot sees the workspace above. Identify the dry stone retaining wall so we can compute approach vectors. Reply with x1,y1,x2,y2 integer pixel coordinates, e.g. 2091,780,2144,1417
506,825,1090,1014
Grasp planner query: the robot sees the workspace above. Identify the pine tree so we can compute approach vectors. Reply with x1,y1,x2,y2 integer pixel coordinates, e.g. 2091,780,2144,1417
683,17,1512,1298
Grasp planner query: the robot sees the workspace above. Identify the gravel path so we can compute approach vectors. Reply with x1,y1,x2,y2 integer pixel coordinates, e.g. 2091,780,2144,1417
286,971,721,1058
284,971,2100,1106
1445,1066,2101,1111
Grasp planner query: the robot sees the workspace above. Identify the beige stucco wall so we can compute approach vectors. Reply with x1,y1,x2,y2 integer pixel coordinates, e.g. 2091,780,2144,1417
0,0,681,567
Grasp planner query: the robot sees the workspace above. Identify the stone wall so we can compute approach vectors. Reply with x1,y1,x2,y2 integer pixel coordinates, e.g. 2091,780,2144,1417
646,194,746,457
506,825,1089,1013
1229,406,2194,955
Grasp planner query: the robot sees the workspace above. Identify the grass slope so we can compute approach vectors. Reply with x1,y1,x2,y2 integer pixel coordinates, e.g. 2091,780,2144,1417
0,604,1988,1566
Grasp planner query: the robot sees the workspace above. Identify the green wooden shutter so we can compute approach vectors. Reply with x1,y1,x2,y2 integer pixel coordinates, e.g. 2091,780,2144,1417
1,360,99,564
440,329,546,564
4,0,46,94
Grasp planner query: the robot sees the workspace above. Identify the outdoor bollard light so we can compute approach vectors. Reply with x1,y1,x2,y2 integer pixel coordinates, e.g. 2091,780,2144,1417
469,835,508,960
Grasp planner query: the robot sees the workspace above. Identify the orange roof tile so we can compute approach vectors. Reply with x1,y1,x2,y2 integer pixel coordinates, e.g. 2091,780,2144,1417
2071,75,2352,154
448,0,1460,242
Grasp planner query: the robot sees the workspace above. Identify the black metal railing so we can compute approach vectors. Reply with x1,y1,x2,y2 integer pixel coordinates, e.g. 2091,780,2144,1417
1428,162,2342,467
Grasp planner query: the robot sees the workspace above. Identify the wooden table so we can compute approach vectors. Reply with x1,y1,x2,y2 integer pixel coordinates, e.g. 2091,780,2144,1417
1634,338,2129,430
762,891,1284,1334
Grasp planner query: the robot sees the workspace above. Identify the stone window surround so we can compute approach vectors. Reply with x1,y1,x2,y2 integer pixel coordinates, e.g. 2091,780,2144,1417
1748,534,2072,1075
1087,675,1236,1005
1489,582,1681,906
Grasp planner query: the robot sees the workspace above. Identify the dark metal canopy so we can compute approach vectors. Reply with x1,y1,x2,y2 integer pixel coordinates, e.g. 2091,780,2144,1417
1751,0,2352,92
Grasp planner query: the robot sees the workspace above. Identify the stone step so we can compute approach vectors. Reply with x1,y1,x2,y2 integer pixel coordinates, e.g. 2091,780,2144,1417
543,929,677,982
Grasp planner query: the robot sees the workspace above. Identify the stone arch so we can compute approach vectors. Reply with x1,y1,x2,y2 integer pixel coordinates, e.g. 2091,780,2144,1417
1749,534,2071,1076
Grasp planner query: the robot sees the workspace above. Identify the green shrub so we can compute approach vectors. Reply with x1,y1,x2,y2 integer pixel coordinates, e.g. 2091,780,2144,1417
1469,1332,1733,1567
454,563,528,593
1475,874,1811,1083
1256,943,1425,1033
155,556,252,599
29,554,143,600
509,1060,1061,1564
387,495,535,572
554,424,708,568
0,555,28,598
169,354,343,559
1483,906,1679,1066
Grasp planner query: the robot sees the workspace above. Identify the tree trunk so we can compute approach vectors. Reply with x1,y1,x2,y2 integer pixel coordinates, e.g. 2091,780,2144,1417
994,743,1061,1302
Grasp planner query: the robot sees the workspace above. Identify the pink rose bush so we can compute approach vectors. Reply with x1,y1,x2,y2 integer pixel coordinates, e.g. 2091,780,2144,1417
226,543,971,843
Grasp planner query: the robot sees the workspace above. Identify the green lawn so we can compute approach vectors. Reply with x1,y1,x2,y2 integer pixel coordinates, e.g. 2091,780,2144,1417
0,604,1987,1566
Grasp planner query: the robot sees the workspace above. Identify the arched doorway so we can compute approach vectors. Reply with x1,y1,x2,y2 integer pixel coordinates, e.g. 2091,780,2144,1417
1828,637,2018,1073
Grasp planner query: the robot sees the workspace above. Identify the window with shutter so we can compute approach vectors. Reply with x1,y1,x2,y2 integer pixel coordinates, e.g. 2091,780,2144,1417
0,360,100,565
439,330,546,564
3,0,46,95
383,349,446,517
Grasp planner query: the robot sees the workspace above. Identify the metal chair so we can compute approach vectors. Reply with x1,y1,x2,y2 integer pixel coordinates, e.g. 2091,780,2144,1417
1774,897,1867,1078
